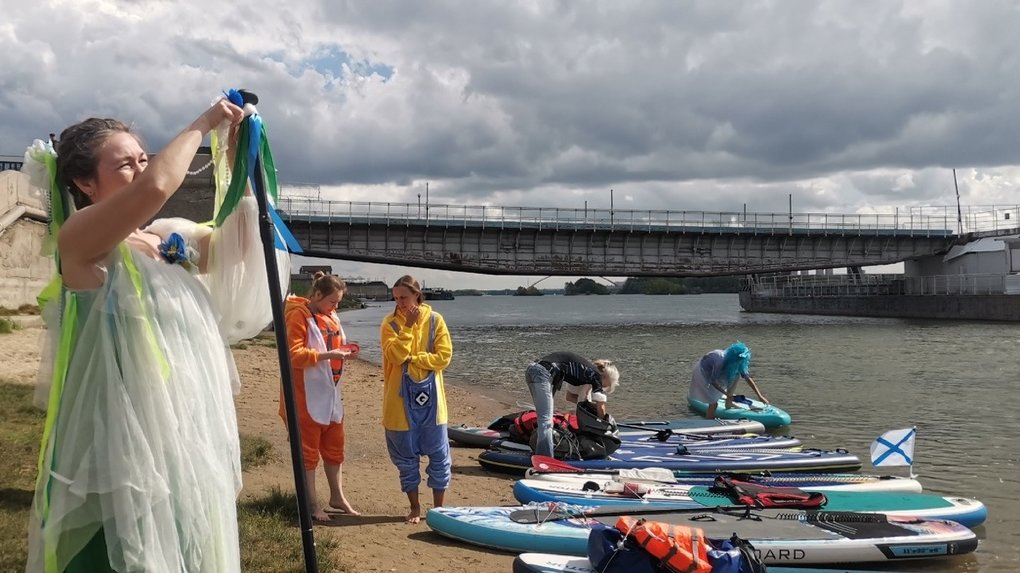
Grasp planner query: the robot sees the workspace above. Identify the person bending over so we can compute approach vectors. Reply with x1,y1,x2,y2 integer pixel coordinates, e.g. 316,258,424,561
689,342,768,419
525,352,619,457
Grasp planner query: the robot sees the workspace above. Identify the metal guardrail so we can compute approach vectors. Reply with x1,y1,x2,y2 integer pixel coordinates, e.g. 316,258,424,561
0,155,24,172
743,273,1010,296
279,196,1020,237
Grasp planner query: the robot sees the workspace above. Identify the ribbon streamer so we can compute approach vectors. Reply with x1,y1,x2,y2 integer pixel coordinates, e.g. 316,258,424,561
214,89,302,253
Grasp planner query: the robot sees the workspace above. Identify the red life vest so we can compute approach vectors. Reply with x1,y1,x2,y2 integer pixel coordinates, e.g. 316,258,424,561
615,517,712,573
508,411,578,443
313,311,345,382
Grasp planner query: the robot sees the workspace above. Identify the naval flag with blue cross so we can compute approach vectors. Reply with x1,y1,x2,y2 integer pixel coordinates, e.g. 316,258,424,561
870,427,917,476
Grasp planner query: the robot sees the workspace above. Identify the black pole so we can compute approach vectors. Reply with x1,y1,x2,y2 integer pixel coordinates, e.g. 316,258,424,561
953,168,963,234
242,93,319,572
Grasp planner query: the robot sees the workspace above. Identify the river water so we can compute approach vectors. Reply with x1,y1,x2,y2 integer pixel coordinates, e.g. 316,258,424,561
340,293,1020,572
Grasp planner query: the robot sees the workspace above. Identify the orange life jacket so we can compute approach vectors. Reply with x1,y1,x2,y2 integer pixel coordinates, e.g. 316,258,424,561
313,311,345,382
615,517,712,573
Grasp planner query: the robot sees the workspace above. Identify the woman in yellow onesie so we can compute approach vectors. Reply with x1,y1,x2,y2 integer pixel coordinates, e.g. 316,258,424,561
283,272,360,522
380,275,454,524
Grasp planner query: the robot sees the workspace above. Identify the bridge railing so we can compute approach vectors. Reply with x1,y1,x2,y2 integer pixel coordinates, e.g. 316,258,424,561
279,196,1008,237
955,205,1020,235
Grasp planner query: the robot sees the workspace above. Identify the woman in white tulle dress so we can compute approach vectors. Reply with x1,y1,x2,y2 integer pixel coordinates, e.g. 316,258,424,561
25,99,288,572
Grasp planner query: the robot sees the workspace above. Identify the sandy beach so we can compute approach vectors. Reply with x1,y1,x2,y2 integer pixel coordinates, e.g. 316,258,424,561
1,324,521,573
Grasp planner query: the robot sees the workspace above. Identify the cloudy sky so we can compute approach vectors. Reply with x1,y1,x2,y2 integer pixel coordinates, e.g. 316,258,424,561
3,0,1019,288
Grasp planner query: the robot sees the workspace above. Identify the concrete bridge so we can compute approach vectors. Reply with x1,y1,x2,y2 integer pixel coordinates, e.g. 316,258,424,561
277,197,1020,277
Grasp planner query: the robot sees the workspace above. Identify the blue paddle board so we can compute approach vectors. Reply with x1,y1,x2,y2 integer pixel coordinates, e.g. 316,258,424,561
451,417,768,447
427,505,978,564
478,445,861,475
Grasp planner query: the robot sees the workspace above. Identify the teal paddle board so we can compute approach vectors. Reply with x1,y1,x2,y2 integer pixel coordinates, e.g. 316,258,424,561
688,394,792,428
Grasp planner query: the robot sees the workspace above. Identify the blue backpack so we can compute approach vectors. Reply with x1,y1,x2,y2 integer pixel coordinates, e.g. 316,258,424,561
586,523,662,573
706,536,768,573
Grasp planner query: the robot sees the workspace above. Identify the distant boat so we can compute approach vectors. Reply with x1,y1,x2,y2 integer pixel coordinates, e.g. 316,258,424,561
423,287,455,301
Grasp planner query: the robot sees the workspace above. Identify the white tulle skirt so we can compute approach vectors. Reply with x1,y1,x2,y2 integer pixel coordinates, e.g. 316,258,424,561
29,253,250,572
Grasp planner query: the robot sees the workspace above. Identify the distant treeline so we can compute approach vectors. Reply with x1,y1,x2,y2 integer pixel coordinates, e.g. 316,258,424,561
564,278,610,295
514,286,544,296
556,276,741,295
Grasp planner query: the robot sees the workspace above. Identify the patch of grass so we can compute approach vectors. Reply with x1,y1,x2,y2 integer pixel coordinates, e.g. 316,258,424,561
240,434,273,471
0,304,40,316
251,331,278,348
0,317,21,334
231,331,278,350
0,383,339,571
0,383,44,571
238,487,343,572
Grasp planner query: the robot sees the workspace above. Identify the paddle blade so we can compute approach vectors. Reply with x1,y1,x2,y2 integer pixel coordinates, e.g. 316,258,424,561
530,455,584,473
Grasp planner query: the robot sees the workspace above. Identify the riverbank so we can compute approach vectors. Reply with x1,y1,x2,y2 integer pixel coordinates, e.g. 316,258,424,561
0,325,520,572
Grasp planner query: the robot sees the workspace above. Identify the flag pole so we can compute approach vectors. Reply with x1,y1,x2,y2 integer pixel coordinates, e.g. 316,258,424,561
237,89,319,573
909,425,917,479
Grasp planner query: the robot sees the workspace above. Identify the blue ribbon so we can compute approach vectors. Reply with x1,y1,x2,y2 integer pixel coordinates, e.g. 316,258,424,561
247,114,262,182
224,94,303,254
268,201,303,252
224,88,244,108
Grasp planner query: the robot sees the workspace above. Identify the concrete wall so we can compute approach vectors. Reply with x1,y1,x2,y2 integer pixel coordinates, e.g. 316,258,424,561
0,154,220,310
907,250,1007,276
739,291,1020,321
0,170,52,309
155,153,216,222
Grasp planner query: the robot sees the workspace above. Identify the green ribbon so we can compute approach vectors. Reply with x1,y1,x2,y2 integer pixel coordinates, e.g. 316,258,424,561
119,244,171,380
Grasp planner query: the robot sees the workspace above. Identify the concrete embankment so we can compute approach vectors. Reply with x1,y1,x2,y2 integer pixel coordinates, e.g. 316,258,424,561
739,290,1020,321
0,171,50,309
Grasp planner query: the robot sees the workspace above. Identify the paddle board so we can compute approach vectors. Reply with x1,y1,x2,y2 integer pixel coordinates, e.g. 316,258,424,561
688,395,792,428
486,432,802,454
450,417,767,447
511,479,987,527
525,469,924,493
478,446,861,475
512,553,923,573
426,505,978,564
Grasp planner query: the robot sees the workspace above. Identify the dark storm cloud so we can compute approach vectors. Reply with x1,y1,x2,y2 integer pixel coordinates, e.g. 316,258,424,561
2,0,1019,215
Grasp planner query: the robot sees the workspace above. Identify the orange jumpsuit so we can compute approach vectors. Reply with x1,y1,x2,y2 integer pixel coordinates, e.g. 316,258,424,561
281,295,347,470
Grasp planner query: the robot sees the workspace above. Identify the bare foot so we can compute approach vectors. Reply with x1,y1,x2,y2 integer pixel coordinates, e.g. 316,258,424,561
326,499,361,516
405,507,422,524
312,510,332,523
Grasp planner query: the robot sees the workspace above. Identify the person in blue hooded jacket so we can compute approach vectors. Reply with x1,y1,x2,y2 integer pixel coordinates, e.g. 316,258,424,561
688,342,769,419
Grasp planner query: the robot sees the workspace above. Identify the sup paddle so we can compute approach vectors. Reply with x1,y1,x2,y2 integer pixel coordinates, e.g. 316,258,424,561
240,88,318,573
528,455,677,481
616,423,726,442
529,456,799,484
508,502,757,524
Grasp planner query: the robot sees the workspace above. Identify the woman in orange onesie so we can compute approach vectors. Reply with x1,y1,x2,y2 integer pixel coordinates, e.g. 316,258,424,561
282,272,360,521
